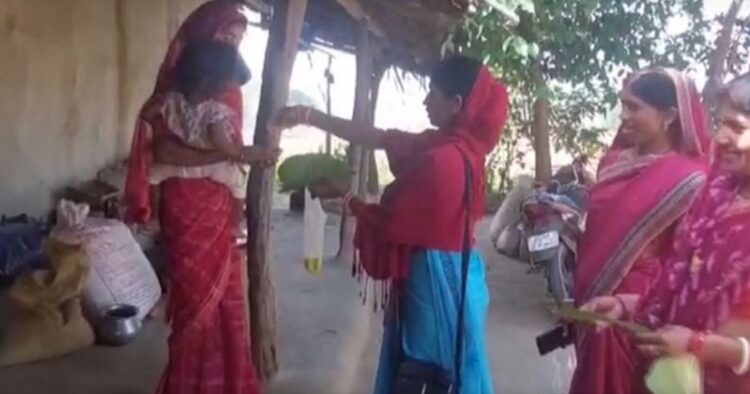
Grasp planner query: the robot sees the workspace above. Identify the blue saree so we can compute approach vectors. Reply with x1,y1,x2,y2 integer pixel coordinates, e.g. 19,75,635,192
373,249,493,394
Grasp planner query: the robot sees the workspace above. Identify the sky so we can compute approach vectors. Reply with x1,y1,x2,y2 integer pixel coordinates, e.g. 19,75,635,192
239,2,748,179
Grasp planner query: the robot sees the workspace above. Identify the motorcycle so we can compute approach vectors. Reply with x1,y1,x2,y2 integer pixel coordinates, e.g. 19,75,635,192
520,177,588,305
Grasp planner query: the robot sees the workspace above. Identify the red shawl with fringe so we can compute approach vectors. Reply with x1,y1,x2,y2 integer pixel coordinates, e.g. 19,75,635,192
350,67,509,283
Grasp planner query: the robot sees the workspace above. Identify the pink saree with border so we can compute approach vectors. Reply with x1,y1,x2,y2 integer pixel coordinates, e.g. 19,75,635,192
569,68,709,394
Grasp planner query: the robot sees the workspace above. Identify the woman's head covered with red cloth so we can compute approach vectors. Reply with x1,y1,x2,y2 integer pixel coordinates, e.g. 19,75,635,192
354,56,509,281
156,0,248,92
601,68,709,169
124,0,247,224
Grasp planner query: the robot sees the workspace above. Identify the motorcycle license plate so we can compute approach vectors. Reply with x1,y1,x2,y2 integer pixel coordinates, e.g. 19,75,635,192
528,231,560,252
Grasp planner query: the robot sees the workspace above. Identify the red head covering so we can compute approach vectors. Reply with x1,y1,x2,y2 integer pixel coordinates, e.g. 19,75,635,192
352,67,509,282
599,68,710,170
124,0,247,224
156,0,248,92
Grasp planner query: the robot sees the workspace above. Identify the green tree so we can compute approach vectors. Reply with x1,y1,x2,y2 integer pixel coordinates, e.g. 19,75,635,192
459,0,712,181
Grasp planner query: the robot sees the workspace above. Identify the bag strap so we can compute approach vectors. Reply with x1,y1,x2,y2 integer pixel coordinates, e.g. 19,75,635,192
454,147,473,393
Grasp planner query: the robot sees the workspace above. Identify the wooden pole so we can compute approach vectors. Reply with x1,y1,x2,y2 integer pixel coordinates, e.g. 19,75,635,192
338,20,372,262
325,55,334,155
246,0,308,380
532,96,552,183
531,67,551,183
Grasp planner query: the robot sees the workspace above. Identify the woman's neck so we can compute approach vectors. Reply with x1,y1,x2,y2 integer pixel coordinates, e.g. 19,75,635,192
636,140,672,156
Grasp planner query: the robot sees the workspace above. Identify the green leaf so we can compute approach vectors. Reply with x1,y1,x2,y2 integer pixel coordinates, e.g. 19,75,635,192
527,42,540,58
277,154,352,193
510,36,529,57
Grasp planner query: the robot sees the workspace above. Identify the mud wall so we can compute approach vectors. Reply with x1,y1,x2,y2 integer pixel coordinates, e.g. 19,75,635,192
0,0,205,216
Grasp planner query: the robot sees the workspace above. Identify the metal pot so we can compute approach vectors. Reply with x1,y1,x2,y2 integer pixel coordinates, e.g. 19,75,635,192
95,304,142,347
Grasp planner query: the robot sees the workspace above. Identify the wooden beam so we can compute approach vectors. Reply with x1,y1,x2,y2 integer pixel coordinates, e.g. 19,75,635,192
338,20,373,262
246,0,308,381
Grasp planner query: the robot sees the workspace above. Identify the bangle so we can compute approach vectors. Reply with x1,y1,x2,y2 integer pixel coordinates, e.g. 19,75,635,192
688,330,709,358
733,337,750,375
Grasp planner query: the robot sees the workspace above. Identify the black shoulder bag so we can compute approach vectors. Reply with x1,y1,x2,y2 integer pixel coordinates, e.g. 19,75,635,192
391,149,473,394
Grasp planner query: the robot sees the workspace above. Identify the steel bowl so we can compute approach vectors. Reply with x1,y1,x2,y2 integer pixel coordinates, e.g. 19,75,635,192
95,304,142,347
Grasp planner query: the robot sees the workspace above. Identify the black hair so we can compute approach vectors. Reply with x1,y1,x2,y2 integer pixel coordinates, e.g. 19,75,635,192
629,72,677,111
174,40,251,96
430,55,483,102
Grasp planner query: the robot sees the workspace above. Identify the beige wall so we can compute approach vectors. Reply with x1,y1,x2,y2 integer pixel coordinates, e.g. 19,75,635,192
0,0,206,216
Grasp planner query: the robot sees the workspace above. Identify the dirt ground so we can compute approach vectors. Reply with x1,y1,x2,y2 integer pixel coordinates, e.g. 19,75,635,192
0,201,573,394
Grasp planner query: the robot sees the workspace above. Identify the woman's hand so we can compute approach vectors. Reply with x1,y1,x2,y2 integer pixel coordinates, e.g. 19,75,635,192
309,177,347,200
268,106,311,131
576,296,626,331
635,325,693,358
240,146,281,167
581,296,626,320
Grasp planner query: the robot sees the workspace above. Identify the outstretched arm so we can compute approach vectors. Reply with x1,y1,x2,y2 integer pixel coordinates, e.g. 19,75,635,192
270,106,386,150
207,123,282,166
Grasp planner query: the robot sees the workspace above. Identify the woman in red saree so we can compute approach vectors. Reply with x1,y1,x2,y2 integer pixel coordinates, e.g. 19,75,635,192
584,73,750,393
124,1,267,393
569,68,710,394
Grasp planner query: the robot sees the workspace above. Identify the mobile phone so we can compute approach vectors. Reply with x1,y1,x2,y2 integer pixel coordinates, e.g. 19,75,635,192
536,324,574,356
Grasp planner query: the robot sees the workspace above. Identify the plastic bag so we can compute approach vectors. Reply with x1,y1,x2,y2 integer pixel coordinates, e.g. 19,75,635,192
55,199,90,229
645,355,702,394
303,189,327,274
0,219,45,280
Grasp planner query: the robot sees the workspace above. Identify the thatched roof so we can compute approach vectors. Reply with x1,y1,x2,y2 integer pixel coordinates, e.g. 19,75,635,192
246,0,475,74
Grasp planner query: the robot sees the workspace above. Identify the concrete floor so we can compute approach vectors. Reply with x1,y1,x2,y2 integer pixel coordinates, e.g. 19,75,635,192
0,205,574,394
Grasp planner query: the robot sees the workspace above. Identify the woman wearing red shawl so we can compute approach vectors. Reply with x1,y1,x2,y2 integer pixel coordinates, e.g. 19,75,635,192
583,73,750,393
123,1,266,393
569,68,710,394
271,56,509,394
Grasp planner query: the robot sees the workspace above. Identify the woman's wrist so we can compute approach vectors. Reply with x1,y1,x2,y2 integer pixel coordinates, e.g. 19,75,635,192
698,333,750,373
688,330,710,358
297,106,313,126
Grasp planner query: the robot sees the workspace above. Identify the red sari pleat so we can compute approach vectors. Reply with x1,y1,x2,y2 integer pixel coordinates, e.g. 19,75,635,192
157,178,259,394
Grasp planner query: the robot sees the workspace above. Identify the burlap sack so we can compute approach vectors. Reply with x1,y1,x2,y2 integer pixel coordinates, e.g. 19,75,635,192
0,241,94,367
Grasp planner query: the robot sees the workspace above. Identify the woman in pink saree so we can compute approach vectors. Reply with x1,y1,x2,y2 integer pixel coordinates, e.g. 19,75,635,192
569,68,710,394
124,1,268,393
584,73,750,393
